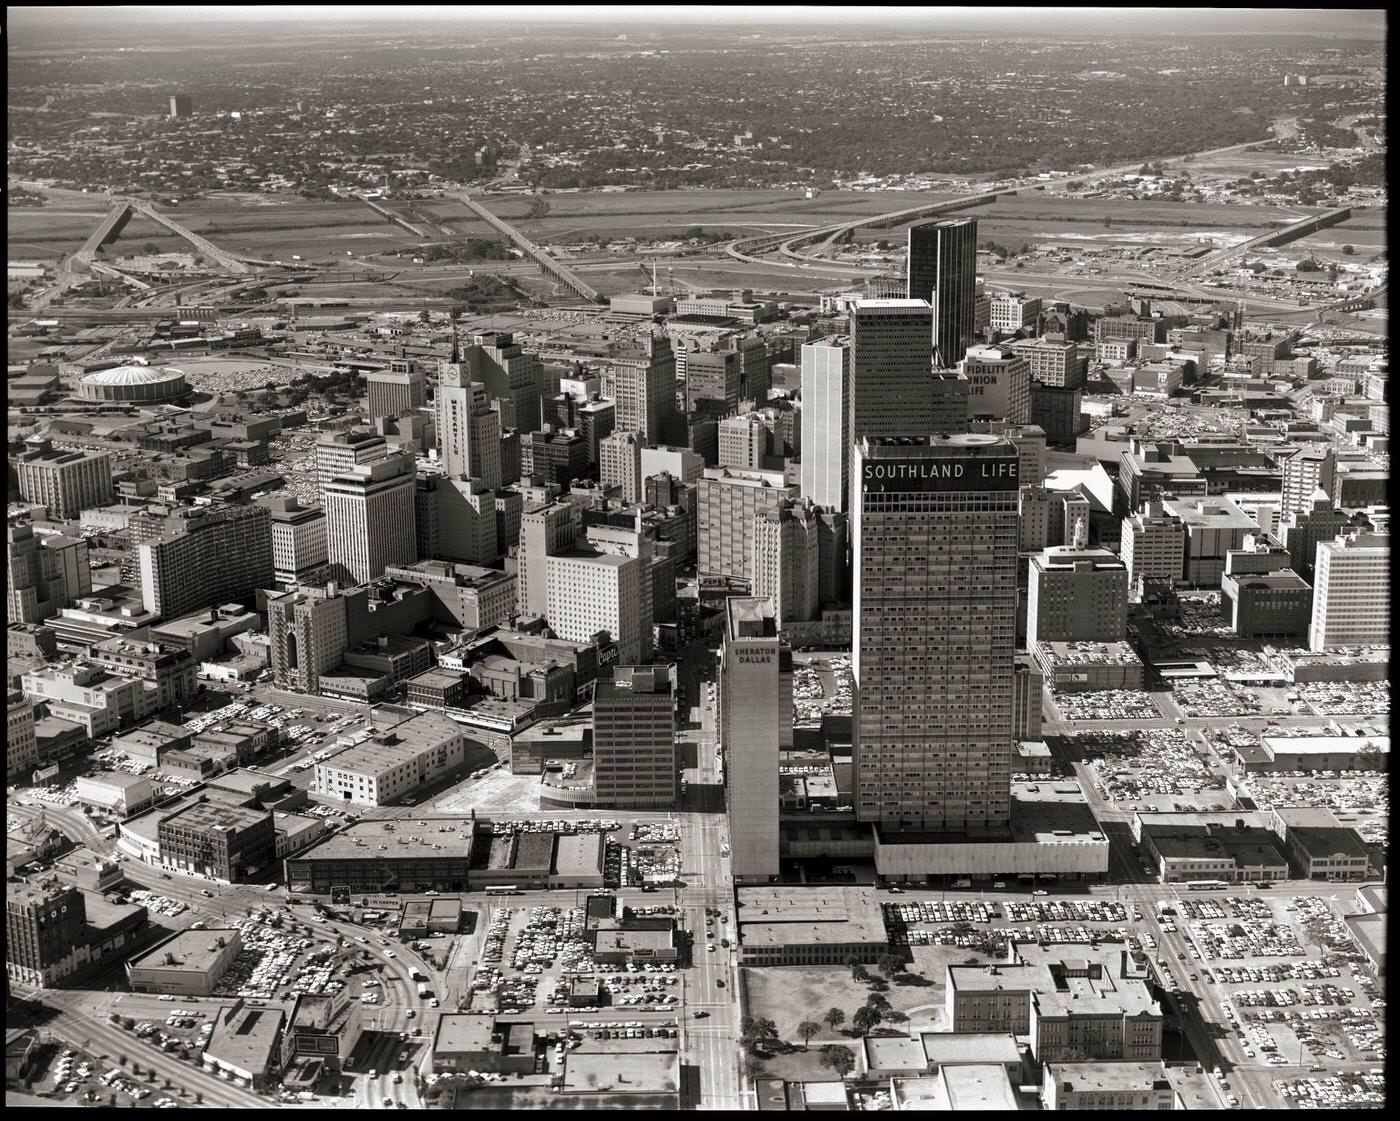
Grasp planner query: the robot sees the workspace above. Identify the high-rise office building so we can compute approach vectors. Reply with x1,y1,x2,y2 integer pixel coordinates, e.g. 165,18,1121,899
365,360,426,423
592,665,677,808
1121,501,1186,595
718,413,769,470
7,521,89,623
436,372,502,489
685,348,743,417
323,453,417,584
1280,447,1337,518
546,551,649,664
962,344,1031,425
848,301,936,488
463,332,545,433
314,429,390,490
7,693,38,781
799,336,851,512
989,293,1043,334
600,430,644,503
750,499,821,627
433,476,498,565
907,218,977,368
1309,531,1390,650
697,467,800,583
721,597,791,883
6,881,88,988
138,504,273,619
610,333,676,443
168,94,192,119
15,441,114,519
851,434,1020,832
266,584,350,694
259,496,329,586
1026,547,1129,646
517,500,578,618
1277,495,1348,582
1012,338,1087,389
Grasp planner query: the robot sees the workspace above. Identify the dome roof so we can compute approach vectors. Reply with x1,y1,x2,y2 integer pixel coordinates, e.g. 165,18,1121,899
80,364,186,387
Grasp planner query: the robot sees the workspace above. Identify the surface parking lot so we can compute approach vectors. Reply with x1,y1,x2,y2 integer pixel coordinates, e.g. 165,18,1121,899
1185,894,1387,1071
1071,728,1225,804
469,902,686,1017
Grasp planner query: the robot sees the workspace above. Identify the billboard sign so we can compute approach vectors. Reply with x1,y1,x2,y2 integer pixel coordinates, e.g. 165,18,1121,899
862,454,1019,493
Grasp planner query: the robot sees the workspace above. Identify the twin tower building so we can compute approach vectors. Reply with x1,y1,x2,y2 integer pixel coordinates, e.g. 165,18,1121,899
725,219,1022,882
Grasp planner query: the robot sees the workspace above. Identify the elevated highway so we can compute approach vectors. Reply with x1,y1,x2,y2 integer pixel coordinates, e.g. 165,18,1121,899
364,197,435,239
128,199,255,274
1176,206,1354,277
458,192,602,303
75,199,132,264
88,260,153,291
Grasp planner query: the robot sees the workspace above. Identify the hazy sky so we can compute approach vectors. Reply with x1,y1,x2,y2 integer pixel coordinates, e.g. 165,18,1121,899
6,5,1389,34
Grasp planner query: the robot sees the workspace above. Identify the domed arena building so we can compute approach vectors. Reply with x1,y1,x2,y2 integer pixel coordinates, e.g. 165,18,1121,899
77,364,190,403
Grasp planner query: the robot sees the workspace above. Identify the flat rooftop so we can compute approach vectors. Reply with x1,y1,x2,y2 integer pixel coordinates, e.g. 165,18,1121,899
736,885,886,947
204,1004,285,1076
562,1039,679,1096
292,818,476,863
130,928,239,973
1050,1060,1172,1093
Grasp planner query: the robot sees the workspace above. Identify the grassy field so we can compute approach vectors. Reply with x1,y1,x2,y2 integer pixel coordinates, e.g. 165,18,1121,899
743,965,946,1044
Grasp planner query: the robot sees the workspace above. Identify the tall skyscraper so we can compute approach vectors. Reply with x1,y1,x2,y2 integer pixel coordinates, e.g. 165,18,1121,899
848,300,936,478
721,597,791,883
600,430,644,503
517,500,579,618
435,373,502,489
314,429,390,491
365,360,426,423
906,218,977,368
137,504,273,619
1280,447,1337,518
750,500,821,627
1309,530,1390,650
168,94,192,119
260,496,328,586
546,551,649,664
592,665,677,808
800,336,851,512
463,332,545,433
609,333,676,443
851,434,1020,832
323,453,417,584
7,521,88,623
266,585,350,694
15,441,114,519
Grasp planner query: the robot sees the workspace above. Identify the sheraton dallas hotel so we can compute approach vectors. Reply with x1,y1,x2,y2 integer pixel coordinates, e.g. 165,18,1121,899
839,434,1108,881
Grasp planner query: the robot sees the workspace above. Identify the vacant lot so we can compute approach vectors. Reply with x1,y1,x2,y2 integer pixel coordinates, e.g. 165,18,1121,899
743,966,941,1043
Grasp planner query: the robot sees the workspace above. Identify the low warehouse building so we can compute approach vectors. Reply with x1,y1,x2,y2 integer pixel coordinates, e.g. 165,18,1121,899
126,928,242,996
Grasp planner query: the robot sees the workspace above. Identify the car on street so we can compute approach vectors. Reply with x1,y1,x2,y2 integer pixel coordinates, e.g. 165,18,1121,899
1032,889,1048,896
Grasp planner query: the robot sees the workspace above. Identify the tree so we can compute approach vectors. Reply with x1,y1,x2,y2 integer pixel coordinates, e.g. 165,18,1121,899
877,952,905,977
143,242,158,255
844,955,867,981
823,1045,855,1078
118,1054,127,1066
195,1092,203,1104
852,1005,882,1035
823,1007,847,1032
867,992,891,1012
1342,244,1355,255
741,1016,779,1050
796,1020,823,1049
